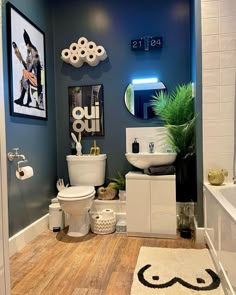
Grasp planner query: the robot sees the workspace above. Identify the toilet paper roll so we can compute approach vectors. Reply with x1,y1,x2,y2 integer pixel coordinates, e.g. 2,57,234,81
78,37,88,48
69,53,84,68
61,49,71,63
69,42,79,54
102,209,115,219
95,45,107,61
16,166,34,180
78,48,87,61
85,53,99,67
86,41,97,52
91,214,102,221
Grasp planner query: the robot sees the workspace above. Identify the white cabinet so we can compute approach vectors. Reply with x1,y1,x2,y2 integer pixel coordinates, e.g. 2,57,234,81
126,172,176,238
126,178,151,233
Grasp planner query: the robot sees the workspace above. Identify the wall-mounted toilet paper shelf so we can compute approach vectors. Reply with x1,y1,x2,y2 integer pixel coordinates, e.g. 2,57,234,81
61,36,108,68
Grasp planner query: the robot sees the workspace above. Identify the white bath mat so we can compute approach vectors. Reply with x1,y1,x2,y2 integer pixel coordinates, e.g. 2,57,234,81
131,247,224,295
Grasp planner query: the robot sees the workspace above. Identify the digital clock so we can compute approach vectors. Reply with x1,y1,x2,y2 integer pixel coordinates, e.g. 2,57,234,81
149,36,163,49
131,38,145,51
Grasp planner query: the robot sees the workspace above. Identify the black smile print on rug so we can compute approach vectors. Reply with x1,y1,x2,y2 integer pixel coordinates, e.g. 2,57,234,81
137,264,221,291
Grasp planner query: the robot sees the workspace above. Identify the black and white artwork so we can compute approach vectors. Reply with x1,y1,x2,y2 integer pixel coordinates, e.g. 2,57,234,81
7,3,47,120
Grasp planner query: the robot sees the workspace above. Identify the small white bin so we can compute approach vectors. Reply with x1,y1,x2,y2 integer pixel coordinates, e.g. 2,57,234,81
49,203,64,231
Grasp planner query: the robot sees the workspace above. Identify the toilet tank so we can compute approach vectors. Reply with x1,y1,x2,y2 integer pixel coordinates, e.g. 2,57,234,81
67,154,107,186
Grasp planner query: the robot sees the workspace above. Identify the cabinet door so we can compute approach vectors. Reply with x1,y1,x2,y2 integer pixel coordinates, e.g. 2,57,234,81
126,179,150,233
150,178,176,236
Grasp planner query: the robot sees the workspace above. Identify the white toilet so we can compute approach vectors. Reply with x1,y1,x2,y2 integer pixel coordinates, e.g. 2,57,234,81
57,154,107,237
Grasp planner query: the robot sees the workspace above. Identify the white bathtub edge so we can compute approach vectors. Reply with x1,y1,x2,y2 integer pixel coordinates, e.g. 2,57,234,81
204,183,236,295
205,231,235,295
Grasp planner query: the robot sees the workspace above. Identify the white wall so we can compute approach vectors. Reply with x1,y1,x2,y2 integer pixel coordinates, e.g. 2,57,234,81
202,0,236,181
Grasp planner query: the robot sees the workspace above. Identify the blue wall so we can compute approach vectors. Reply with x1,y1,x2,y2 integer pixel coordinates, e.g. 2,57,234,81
53,0,192,182
3,0,194,236
3,0,57,236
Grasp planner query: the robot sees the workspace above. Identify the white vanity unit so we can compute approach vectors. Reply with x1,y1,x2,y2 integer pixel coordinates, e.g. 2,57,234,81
126,172,176,238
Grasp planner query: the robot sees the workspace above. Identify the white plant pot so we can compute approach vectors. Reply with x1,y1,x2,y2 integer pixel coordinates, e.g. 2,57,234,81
119,190,126,201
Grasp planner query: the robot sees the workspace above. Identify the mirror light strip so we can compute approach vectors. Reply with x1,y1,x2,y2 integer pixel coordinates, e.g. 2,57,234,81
132,77,158,84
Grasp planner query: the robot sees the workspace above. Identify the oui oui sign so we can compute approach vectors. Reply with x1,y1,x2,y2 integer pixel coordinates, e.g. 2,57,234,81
72,102,101,133
68,85,104,137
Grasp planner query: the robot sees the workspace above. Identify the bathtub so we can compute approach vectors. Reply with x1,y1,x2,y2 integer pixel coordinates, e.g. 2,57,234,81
204,183,236,295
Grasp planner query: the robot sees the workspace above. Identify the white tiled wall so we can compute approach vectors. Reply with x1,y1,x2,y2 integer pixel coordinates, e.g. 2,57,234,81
202,0,236,181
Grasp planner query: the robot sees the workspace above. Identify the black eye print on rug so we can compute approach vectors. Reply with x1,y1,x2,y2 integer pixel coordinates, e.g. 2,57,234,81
137,264,221,291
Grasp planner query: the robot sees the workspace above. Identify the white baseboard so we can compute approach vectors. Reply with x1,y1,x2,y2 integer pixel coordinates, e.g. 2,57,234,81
9,214,49,257
193,217,205,244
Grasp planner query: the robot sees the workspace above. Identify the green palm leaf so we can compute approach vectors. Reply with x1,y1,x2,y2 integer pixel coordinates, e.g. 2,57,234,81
151,83,198,156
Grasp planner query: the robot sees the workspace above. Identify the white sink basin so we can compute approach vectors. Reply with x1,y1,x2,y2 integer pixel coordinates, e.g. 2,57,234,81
125,152,177,169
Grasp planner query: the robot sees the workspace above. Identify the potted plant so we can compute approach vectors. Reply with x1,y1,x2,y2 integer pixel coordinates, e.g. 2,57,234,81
152,83,197,157
108,173,126,201
151,83,198,238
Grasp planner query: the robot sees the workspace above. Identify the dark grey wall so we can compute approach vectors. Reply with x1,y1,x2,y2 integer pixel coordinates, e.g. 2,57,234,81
3,0,57,236
3,0,199,237
53,0,192,182
191,0,203,226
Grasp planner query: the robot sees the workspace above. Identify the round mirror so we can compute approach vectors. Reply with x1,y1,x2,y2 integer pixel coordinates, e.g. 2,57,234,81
124,79,166,120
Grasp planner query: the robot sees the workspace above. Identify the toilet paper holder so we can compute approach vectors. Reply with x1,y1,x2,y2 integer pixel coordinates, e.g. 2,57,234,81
17,160,28,176
8,148,28,174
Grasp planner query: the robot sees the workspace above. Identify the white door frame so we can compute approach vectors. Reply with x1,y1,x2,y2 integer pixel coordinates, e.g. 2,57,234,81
0,1,10,294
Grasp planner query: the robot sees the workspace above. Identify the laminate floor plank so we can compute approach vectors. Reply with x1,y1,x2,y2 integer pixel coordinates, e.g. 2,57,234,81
114,236,144,273
72,288,105,295
12,233,105,295
105,271,133,295
77,234,124,290
10,229,205,294
10,230,62,287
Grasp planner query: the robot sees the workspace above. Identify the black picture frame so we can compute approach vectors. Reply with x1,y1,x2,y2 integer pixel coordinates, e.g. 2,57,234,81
7,3,47,120
68,84,104,140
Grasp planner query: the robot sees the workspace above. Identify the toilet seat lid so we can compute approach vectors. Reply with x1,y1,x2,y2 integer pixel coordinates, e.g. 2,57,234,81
58,186,95,199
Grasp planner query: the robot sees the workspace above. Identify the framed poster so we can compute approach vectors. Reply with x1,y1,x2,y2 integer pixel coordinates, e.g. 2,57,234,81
7,3,47,120
69,84,104,139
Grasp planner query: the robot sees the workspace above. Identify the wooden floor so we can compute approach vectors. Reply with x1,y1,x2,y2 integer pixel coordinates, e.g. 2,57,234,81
10,229,205,295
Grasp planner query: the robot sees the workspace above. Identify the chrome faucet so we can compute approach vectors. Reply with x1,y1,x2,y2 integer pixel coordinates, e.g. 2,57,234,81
8,148,26,161
149,142,154,153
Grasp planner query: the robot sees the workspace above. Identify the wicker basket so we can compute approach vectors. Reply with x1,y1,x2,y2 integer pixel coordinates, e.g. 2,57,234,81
90,214,116,235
